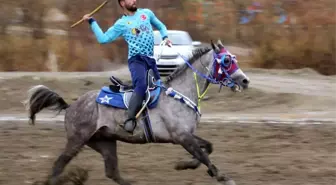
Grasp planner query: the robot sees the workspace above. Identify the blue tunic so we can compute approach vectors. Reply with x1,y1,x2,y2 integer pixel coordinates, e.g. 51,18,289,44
89,8,168,59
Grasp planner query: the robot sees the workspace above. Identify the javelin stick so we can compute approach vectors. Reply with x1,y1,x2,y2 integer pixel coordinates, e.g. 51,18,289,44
70,0,109,28
135,95,150,119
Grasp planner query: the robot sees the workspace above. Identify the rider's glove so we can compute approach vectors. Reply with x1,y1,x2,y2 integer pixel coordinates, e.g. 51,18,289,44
163,37,172,47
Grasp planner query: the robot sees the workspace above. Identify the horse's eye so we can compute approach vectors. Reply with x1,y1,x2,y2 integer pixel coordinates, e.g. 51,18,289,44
224,58,230,64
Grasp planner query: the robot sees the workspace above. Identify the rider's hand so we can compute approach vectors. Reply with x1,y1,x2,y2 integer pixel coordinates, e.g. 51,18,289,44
164,38,172,47
83,14,92,21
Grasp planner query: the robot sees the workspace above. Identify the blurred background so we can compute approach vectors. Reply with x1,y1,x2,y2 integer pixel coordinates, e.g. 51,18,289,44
0,0,335,74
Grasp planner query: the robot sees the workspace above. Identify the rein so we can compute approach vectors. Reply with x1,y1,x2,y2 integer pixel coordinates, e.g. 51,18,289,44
193,72,211,111
156,41,240,112
177,51,237,88
176,50,239,111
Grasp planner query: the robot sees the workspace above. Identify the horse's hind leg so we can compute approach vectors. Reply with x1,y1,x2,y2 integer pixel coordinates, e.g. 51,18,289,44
48,135,86,185
175,134,213,170
87,140,131,185
177,133,235,185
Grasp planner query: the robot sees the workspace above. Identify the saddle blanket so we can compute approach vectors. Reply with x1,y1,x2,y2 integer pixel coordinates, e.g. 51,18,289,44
96,82,162,110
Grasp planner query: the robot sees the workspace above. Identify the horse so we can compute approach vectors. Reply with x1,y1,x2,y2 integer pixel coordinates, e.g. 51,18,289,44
23,39,250,185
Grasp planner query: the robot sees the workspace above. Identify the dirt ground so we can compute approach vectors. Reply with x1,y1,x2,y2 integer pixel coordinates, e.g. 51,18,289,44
0,122,335,185
0,68,335,185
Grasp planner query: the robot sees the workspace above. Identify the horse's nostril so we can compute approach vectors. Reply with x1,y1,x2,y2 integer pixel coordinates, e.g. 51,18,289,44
242,79,249,84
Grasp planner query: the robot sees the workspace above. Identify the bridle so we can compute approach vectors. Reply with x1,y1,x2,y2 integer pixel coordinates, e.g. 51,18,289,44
156,40,241,111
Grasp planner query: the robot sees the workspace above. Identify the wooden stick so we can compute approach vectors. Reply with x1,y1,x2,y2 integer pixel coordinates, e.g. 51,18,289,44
135,105,146,119
70,0,109,28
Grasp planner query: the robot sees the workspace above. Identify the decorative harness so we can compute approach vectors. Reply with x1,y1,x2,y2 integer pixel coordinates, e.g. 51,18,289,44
157,44,240,117
182,50,240,111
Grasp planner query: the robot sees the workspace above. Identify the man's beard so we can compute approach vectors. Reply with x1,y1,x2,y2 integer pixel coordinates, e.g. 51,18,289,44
125,4,137,12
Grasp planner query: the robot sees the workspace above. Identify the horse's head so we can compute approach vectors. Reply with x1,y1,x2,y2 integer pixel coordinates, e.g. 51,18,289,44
210,40,250,90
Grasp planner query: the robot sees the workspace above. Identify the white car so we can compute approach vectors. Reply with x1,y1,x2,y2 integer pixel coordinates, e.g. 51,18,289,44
153,30,201,77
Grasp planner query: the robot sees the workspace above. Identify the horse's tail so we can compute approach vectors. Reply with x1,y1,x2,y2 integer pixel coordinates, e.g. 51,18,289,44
22,85,70,125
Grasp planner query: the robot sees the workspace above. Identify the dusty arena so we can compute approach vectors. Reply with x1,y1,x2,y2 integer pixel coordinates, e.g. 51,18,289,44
0,68,335,185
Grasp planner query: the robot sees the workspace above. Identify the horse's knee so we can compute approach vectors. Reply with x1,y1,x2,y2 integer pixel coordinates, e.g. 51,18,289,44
51,154,74,176
194,135,213,154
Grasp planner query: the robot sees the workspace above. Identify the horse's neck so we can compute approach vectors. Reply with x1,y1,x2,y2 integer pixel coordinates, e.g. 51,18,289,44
169,51,213,105
169,68,198,104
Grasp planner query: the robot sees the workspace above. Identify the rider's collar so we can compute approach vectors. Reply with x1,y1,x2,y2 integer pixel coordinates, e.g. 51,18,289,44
123,9,138,16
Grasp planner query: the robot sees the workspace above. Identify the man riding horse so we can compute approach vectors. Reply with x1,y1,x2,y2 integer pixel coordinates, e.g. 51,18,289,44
83,0,172,134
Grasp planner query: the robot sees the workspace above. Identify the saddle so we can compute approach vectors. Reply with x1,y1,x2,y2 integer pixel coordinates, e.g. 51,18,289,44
96,69,162,110
109,69,158,93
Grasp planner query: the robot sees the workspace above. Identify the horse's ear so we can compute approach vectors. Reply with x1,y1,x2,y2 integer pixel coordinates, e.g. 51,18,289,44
211,40,220,53
211,40,215,48
217,39,224,49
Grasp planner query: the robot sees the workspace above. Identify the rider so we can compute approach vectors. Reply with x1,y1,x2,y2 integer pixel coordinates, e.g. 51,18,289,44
83,0,171,133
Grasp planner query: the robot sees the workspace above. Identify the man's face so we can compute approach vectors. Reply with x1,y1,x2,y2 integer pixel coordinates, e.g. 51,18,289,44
121,0,137,12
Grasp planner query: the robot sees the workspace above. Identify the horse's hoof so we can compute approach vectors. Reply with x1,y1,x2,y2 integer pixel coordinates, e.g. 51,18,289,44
223,179,236,185
215,174,236,185
174,162,186,171
207,164,218,177
175,160,201,170
207,168,215,177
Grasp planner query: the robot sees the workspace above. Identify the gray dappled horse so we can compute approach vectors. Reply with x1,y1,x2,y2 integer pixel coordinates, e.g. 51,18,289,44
23,40,250,185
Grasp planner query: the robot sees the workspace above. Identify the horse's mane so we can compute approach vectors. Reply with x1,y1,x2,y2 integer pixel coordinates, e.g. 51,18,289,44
164,47,211,83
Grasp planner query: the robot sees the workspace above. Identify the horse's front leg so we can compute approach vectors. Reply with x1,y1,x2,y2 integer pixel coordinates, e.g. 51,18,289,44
175,134,213,170
175,132,236,185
